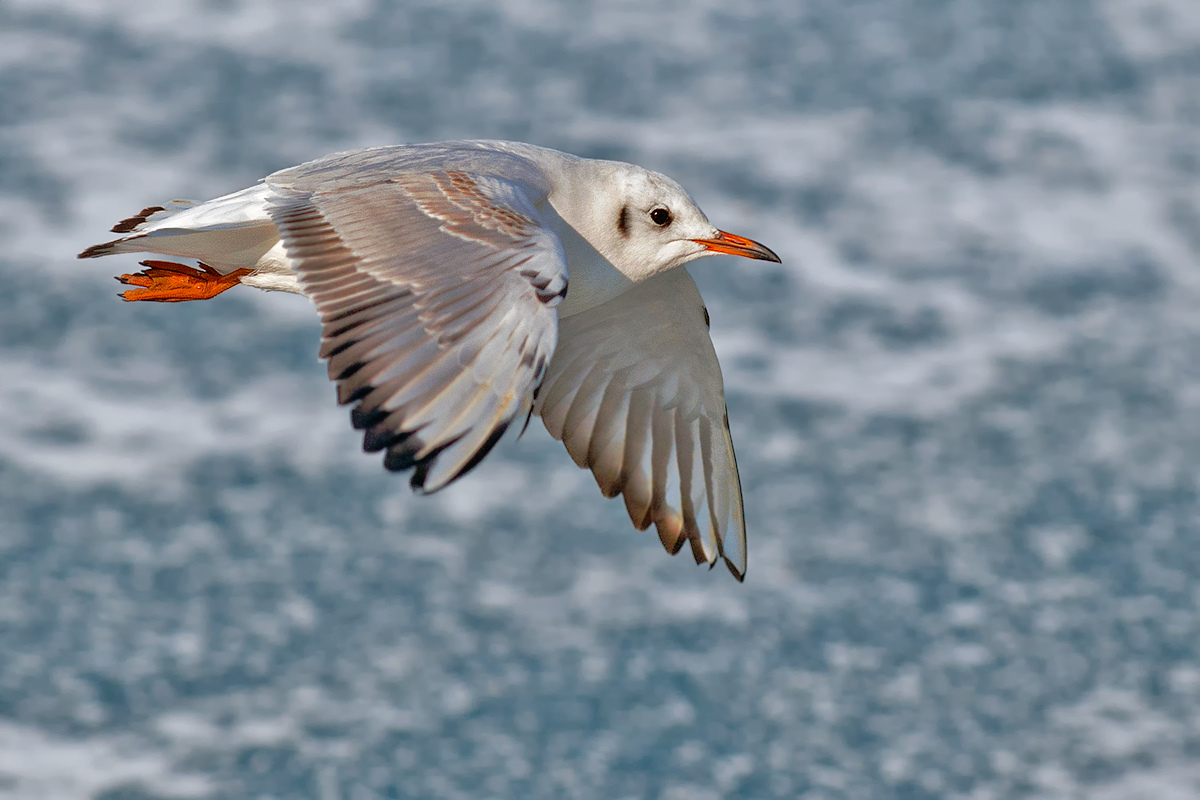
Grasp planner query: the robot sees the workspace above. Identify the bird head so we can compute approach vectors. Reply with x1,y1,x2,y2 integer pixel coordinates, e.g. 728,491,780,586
556,159,780,282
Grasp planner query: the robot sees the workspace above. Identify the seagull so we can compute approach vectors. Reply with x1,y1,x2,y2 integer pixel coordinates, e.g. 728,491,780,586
78,140,780,580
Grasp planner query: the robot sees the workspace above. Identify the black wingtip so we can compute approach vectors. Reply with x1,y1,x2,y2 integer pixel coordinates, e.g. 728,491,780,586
723,556,746,583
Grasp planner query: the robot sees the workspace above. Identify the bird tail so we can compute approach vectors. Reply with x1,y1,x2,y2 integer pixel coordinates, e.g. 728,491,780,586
76,184,279,274
77,200,199,258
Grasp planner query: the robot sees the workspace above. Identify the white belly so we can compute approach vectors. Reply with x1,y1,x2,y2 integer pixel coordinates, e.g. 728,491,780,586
241,240,304,294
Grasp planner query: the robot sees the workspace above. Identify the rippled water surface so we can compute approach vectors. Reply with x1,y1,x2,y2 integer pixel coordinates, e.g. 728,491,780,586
3,1,1200,798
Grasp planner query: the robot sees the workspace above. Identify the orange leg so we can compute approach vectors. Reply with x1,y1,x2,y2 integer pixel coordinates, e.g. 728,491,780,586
116,261,252,302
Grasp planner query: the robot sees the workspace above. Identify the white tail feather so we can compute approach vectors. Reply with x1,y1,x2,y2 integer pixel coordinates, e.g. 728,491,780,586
78,185,281,275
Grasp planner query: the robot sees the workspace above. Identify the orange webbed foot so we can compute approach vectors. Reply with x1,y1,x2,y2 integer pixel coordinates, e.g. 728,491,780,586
116,261,251,302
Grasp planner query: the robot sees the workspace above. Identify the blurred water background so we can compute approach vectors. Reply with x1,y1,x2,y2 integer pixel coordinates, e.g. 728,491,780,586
3,1,1200,798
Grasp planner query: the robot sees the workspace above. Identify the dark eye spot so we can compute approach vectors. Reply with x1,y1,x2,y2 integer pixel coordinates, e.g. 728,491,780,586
649,207,672,227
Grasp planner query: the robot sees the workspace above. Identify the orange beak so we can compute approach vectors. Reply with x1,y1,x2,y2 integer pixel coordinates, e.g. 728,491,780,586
691,230,781,263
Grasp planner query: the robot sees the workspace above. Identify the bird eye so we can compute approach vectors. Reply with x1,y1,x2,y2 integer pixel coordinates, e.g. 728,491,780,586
649,207,672,227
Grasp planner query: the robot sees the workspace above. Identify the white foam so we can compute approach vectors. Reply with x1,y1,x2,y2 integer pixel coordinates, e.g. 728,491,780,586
0,721,211,800
1101,0,1200,58
1019,687,1200,799
4,0,376,53
0,353,359,494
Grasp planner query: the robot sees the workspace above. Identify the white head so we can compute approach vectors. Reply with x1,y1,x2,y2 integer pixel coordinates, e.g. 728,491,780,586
549,157,780,281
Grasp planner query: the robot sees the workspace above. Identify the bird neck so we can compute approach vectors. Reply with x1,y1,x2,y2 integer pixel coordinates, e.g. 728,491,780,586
539,201,635,318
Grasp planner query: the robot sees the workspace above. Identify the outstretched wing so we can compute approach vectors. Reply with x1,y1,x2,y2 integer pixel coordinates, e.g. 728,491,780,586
268,169,568,493
536,268,747,580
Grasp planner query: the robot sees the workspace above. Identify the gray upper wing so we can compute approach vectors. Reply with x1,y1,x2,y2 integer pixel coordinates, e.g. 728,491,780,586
268,167,567,493
267,141,555,196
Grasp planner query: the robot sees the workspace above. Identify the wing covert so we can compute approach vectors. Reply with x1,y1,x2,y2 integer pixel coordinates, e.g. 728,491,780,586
269,170,567,493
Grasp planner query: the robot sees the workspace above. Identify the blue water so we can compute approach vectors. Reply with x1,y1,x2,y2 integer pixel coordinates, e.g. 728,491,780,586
3,1,1200,798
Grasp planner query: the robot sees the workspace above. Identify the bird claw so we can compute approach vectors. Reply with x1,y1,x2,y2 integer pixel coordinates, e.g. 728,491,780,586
116,261,250,302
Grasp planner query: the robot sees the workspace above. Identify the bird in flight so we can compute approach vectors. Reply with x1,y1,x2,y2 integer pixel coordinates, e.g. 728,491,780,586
79,140,780,580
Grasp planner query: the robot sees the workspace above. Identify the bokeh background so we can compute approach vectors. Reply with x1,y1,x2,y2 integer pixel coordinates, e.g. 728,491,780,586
3,1,1200,798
